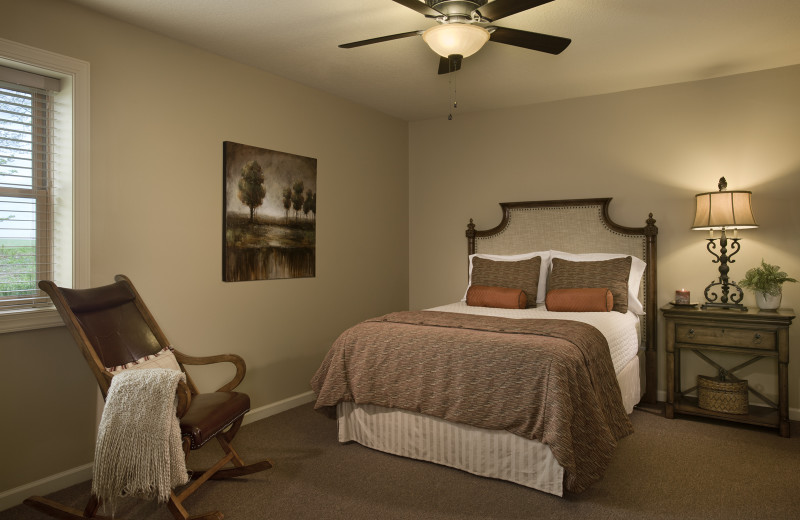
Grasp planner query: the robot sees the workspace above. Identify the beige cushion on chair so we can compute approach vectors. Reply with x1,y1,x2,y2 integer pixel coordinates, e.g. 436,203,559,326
107,347,181,374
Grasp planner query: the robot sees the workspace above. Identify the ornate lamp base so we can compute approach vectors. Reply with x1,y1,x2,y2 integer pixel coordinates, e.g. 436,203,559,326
701,230,748,312
701,300,748,311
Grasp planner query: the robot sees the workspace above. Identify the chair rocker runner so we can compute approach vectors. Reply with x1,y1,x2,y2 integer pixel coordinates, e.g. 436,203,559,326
25,274,272,520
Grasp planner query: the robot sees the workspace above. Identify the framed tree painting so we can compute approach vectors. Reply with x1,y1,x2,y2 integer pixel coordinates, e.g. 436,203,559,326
223,141,317,281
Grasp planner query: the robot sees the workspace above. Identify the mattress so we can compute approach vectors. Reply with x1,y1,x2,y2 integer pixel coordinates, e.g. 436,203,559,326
336,305,642,496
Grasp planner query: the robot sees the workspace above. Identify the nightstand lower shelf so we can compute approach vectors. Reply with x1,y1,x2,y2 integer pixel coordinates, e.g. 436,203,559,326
671,396,779,429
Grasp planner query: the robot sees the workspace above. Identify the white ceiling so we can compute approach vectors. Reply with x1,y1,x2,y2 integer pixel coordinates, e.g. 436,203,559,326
65,0,800,121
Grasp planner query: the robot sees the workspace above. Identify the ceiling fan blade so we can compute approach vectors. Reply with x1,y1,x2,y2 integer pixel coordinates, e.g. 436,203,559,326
437,55,463,75
489,26,571,54
392,0,444,17
476,0,556,22
339,30,423,49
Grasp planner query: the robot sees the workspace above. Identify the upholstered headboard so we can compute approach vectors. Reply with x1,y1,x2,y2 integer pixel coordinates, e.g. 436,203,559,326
465,198,658,404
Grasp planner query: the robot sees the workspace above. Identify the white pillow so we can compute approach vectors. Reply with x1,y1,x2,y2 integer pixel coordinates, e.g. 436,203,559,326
548,251,647,315
106,347,182,374
464,251,550,304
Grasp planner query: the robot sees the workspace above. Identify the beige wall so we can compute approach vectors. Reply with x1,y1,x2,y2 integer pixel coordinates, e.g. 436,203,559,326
409,64,800,413
0,0,408,492
3,0,799,501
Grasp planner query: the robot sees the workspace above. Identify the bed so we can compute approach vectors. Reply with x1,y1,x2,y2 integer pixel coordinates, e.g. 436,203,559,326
312,198,658,496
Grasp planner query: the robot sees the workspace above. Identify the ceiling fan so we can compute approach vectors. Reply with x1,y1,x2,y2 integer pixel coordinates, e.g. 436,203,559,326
339,0,571,75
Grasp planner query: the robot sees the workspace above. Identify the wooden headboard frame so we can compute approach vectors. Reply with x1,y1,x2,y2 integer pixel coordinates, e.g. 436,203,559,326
465,198,658,404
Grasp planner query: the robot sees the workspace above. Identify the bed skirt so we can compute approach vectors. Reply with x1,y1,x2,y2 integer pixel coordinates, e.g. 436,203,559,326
337,354,641,496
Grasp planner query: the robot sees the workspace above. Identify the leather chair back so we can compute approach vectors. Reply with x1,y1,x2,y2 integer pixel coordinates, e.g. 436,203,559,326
57,281,164,369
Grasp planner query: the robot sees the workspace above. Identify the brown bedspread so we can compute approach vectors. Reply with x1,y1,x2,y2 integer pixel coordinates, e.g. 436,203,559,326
311,310,633,493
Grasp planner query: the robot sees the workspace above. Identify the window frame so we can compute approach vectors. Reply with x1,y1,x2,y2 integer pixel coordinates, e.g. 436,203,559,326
0,38,90,333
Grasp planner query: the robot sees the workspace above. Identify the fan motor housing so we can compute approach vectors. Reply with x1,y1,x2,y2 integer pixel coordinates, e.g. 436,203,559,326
426,0,488,17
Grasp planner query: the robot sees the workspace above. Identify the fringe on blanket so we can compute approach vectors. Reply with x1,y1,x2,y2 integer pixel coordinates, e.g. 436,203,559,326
92,368,189,512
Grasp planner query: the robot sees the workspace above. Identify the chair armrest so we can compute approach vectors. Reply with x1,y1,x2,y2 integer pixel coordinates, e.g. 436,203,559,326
173,351,247,392
175,380,192,418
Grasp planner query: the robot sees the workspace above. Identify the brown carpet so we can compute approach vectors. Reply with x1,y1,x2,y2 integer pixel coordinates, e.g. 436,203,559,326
3,403,799,520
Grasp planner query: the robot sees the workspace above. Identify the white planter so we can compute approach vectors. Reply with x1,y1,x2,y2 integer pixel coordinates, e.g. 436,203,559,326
755,292,781,310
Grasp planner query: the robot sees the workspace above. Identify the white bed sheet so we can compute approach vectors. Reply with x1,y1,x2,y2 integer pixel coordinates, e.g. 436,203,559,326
427,301,641,374
336,303,642,496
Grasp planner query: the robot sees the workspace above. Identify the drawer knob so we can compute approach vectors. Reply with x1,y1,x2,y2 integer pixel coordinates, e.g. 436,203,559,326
688,328,695,336
754,332,762,344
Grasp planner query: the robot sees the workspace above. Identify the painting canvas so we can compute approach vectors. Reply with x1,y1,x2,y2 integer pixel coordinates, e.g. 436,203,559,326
223,142,316,281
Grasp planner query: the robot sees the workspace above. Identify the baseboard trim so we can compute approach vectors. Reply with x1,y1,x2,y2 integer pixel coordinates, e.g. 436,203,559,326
0,462,93,512
0,390,317,512
242,390,316,426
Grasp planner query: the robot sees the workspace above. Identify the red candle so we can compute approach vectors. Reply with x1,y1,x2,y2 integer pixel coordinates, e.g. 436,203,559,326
675,289,690,305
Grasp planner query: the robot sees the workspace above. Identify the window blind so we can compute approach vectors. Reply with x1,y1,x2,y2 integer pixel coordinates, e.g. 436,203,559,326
0,67,64,310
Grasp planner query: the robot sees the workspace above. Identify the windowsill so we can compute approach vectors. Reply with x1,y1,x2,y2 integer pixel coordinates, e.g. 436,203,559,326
0,306,64,334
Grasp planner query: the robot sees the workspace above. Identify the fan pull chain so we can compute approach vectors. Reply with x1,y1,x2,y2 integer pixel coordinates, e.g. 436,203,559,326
448,70,458,121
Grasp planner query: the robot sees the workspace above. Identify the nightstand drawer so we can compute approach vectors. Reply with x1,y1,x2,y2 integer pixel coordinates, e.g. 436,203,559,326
676,324,776,350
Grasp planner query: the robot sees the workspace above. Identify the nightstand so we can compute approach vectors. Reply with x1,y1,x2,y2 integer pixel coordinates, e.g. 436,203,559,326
661,304,795,437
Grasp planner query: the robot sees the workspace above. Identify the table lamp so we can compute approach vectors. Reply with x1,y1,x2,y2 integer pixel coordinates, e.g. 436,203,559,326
691,177,758,310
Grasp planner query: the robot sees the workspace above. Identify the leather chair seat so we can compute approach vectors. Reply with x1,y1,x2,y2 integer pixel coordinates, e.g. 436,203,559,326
180,392,250,449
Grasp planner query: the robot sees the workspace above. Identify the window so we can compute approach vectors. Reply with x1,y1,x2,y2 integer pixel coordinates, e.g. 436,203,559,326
0,39,89,333
0,72,58,308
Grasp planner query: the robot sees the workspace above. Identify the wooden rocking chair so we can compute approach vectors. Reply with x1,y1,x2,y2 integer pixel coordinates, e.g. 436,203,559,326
25,274,272,520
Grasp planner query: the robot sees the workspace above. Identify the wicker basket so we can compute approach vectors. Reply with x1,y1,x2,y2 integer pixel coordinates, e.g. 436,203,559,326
697,375,748,414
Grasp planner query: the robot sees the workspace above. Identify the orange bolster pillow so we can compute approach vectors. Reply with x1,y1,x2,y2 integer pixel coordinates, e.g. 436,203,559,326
466,285,527,309
545,287,614,312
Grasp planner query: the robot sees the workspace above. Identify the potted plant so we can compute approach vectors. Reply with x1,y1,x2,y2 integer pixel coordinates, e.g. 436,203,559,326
738,259,797,310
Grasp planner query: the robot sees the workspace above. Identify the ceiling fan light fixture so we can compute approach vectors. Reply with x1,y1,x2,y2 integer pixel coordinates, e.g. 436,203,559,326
422,23,490,58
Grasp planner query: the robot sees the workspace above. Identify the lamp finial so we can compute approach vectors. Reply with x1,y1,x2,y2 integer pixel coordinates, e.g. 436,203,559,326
718,177,727,191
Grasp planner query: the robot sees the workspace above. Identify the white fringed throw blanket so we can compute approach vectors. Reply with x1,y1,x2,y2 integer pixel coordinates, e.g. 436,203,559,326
92,368,189,511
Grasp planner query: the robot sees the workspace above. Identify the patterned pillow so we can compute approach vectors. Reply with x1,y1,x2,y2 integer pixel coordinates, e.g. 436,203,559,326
106,346,181,374
549,251,646,315
545,287,613,312
466,251,550,304
470,256,541,308
466,285,527,309
548,257,632,313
